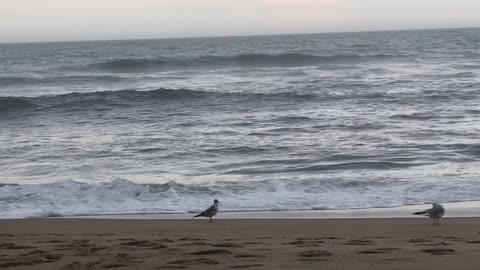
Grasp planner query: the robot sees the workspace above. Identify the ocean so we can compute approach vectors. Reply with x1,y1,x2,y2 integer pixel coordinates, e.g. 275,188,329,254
1,28,480,218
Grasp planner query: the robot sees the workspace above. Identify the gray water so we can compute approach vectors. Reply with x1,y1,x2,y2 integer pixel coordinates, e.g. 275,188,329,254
1,28,480,218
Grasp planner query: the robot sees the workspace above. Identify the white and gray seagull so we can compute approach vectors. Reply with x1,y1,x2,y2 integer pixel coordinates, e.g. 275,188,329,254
413,202,445,224
193,199,220,223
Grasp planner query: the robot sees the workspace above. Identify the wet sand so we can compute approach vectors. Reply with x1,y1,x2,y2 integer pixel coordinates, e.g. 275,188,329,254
1,218,480,269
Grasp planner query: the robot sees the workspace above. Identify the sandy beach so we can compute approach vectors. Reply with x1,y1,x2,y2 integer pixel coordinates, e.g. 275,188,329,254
1,217,480,269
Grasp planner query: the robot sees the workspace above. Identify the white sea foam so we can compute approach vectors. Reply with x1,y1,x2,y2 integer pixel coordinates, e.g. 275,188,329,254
1,175,480,219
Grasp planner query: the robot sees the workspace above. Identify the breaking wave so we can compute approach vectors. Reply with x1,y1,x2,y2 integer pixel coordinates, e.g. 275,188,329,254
1,177,478,218
86,53,402,72
0,88,318,114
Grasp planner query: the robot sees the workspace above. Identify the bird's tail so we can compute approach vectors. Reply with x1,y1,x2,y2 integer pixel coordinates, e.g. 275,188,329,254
413,211,426,215
193,213,203,218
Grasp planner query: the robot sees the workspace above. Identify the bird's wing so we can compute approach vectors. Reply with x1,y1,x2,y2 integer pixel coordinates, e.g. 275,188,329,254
202,204,216,216
430,206,445,216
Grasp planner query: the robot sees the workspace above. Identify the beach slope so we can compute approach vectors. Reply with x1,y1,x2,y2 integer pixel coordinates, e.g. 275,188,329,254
1,218,479,269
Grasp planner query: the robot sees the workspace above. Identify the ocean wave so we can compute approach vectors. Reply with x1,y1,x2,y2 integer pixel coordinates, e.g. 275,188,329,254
390,112,437,120
454,64,480,70
272,115,313,123
0,88,316,114
336,122,386,131
0,77,32,86
223,161,430,175
1,177,478,219
86,53,402,72
0,97,37,112
0,75,126,87
89,58,169,72
0,88,207,114
205,146,270,155
455,144,480,157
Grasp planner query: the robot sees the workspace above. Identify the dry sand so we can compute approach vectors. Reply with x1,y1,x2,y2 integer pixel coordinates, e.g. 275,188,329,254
1,218,480,269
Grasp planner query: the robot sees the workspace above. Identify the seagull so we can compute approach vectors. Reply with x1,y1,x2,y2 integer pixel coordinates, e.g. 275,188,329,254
193,199,220,223
413,203,445,224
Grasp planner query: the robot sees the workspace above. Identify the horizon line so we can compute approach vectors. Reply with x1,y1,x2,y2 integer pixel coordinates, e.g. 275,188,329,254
1,26,479,45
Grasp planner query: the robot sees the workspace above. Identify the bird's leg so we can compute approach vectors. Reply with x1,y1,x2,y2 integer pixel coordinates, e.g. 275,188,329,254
209,217,213,223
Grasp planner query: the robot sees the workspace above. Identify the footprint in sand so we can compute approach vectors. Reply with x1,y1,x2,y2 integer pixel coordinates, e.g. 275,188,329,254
384,258,413,262
119,240,168,249
0,243,35,249
43,253,63,262
167,258,219,265
366,236,394,239
179,237,205,241
85,261,102,268
21,249,48,256
321,237,342,240
60,262,83,270
101,263,128,268
297,237,324,241
235,254,266,258
190,249,232,255
210,243,244,248
285,239,325,247
252,248,271,251
119,240,151,246
37,239,64,244
421,248,456,255
179,241,209,247
71,239,91,246
297,250,333,258
115,253,143,263
60,261,101,269
158,238,175,243
424,242,450,246
0,257,47,268
84,233,116,236
231,264,264,269
466,240,480,244
242,241,263,245
357,248,401,254
56,241,107,256
408,239,433,244
0,254,62,268
444,236,466,242
342,239,374,246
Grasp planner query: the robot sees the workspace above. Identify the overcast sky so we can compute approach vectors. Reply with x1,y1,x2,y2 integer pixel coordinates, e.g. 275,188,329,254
1,0,480,43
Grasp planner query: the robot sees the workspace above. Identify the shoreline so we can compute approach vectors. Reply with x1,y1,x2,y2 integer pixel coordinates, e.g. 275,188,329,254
65,201,480,220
